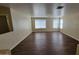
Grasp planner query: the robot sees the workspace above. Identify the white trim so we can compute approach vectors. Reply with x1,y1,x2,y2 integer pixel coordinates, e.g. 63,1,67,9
61,32,79,41
10,32,32,50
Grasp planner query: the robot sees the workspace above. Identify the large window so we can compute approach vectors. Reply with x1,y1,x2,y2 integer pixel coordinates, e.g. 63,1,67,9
53,18,63,29
35,19,46,29
53,19,60,29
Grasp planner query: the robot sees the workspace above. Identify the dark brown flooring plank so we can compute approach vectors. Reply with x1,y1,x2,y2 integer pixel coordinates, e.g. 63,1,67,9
11,32,79,55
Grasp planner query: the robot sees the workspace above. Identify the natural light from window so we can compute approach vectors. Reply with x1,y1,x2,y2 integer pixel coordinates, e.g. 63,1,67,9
35,19,46,29
53,19,59,29
60,19,63,29
53,18,63,29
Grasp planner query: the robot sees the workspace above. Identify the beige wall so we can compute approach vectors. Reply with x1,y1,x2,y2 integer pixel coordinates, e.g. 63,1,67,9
10,6,32,33
0,5,32,50
62,4,79,41
10,5,32,50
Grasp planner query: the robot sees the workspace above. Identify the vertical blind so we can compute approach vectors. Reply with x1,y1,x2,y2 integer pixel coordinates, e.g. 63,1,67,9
53,18,63,29
60,19,63,29
53,19,60,29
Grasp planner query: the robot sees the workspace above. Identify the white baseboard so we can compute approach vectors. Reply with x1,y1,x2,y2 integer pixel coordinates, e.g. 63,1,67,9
61,32,79,41
10,32,32,50
61,32,79,55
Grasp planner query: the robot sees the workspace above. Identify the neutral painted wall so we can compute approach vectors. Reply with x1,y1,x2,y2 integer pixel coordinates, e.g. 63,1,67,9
10,5,32,50
0,5,32,50
62,4,79,41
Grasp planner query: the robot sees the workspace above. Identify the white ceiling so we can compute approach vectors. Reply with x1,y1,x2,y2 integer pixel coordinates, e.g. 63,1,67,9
0,3,65,17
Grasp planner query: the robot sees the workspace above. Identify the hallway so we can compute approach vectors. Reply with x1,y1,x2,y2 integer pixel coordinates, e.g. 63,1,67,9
12,32,79,55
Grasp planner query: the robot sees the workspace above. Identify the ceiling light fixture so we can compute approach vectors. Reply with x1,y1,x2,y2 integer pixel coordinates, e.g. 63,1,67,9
57,6,64,9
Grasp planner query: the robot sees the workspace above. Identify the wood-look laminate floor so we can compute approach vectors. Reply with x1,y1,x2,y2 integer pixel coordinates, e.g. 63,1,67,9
11,32,79,55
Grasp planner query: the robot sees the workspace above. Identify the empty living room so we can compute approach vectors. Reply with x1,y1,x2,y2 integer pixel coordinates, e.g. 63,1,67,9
0,3,79,56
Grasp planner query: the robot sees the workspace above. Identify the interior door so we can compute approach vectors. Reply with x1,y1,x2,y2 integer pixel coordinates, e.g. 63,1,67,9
0,16,9,34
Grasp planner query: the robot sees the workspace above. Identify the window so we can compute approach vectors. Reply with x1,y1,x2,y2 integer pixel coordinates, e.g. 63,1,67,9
53,19,59,29
35,19,46,29
60,19,63,29
53,18,63,29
